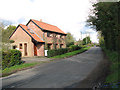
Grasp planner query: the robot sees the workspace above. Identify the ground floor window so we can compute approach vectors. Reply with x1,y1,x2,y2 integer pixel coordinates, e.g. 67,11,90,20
13,45,17,49
47,44,51,50
55,44,58,49
19,43,22,49
60,44,63,48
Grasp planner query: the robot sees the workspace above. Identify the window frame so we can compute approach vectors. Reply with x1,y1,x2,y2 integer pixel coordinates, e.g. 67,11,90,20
19,43,22,49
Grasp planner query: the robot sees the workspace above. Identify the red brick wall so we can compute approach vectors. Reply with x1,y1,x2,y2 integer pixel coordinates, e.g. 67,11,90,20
37,43,45,56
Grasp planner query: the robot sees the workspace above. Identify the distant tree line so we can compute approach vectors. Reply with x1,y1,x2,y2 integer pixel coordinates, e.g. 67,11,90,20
87,2,120,54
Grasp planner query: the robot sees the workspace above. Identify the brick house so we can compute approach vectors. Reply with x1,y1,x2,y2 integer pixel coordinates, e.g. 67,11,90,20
9,19,67,57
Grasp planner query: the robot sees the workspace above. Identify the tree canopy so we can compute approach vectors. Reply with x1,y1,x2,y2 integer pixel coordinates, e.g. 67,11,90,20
87,2,120,52
82,36,91,45
66,32,75,47
2,25,16,43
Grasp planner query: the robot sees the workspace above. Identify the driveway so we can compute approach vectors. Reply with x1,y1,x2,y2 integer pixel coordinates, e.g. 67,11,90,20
22,57,52,63
2,47,104,88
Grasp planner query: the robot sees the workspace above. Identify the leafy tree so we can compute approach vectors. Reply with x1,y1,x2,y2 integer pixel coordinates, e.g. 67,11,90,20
82,36,91,45
2,25,16,43
66,32,75,47
86,2,119,52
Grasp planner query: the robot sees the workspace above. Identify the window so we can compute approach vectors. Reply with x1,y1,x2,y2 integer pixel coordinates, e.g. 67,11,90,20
19,43,22,49
60,35,62,38
60,44,63,48
55,44,57,49
13,45,17,49
47,32,51,37
47,44,51,50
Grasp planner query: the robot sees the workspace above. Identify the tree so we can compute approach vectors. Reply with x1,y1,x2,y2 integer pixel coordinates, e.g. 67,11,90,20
86,2,119,52
82,36,91,45
2,25,16,43
66,32,75,47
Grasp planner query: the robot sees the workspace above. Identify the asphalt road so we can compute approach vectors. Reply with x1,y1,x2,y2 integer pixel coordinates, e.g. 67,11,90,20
2,47,103,88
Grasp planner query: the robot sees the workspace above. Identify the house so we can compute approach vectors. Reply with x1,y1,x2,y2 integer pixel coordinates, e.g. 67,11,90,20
9,19,67,57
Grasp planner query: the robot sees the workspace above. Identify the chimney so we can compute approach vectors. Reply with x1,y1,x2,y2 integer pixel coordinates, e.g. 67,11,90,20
40,19,42,22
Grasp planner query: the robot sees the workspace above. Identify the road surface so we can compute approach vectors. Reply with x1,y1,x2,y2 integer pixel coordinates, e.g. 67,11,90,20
2,47,104,88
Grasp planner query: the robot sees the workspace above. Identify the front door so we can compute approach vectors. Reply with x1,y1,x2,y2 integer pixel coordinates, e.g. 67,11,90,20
34,44,37,56
24,43,27,56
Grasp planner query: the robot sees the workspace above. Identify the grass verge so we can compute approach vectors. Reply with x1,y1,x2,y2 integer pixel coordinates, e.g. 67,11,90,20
1,61,48,77
102,47,119,88
50,47,90,59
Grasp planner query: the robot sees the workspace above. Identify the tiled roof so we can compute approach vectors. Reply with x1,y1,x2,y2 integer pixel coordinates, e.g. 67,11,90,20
19,24,44,42
31,19,66,35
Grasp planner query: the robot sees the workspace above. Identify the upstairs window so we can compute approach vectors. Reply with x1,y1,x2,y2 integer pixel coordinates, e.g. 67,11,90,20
60,35,62,38
47,32,51,37
54,34,57,37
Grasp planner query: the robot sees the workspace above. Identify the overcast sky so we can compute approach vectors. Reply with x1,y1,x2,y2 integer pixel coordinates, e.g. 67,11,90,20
0,0,98,43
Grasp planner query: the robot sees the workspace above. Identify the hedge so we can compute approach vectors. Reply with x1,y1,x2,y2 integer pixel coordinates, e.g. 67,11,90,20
47,45,81,57
2,49,22,70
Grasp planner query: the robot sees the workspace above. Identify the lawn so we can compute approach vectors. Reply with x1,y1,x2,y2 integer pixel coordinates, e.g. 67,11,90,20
50,47,90,59
2,61,48,77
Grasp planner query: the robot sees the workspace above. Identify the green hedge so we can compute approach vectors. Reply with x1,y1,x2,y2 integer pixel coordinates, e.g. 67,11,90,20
2,49,22,70
47,45,81,57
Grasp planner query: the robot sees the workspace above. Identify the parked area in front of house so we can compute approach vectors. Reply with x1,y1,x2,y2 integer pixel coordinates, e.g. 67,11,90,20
22,57,53,63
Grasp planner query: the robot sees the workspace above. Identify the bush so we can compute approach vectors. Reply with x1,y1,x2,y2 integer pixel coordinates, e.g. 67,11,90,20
66,42,74,47
68,45,81,52
47,48,68,57
2,49,22,70
47,45,81,57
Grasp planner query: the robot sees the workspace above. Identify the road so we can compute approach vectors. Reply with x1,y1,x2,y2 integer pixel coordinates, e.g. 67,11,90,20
2,47,104,88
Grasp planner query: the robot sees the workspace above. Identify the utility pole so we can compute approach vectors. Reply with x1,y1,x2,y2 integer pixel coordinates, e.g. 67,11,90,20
80,31,82,40
86,32,87,44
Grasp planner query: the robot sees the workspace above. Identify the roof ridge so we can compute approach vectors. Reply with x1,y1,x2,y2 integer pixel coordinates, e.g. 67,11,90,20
31,19,66,35
31,19,57,27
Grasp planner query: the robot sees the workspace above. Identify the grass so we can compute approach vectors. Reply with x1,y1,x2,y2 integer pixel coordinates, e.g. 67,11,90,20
102,47,119,84
50,47,90,59
2,61,48,77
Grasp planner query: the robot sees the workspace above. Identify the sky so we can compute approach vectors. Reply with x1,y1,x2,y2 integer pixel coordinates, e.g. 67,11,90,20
0,0,99,43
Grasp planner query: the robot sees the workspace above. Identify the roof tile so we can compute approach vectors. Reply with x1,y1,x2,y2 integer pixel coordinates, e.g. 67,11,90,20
31,19,66,34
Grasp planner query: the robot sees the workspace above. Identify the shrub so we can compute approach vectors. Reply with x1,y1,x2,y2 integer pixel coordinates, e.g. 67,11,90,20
2,49,22,70
9,40,15,43
47,48,68,57
66,42,74,47
69,45,81,52
47,45,81,57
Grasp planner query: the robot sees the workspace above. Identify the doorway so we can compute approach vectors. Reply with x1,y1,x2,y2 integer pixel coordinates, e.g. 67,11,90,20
24,43,27,56
34,44,37,56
